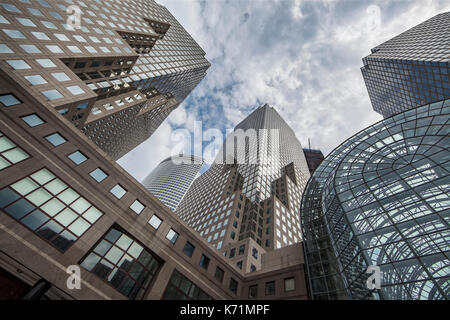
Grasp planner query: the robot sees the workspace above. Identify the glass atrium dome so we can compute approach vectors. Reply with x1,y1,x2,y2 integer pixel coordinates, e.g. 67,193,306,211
301,99,450,300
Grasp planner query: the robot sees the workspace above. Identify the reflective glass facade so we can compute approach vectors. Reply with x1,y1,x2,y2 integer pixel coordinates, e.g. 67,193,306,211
301,99,450,300
177,105,310,259
142,155,203,211
361,12,449,118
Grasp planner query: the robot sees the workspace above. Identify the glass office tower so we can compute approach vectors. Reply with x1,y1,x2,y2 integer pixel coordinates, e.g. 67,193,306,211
301,99,450,300
177,104,311,273
361,12,449,118
0,0,210,160
141,155,203,211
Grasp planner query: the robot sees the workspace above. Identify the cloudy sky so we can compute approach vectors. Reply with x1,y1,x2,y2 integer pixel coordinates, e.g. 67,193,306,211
118,0,450,182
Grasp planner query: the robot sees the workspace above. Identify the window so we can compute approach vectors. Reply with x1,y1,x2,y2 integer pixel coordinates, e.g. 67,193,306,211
67,86,85,95
148,215,162,229
199,255,210,270
46,45,63,53
183,241,195,257
229,278,238,294
230,231,235,240
250,264,256,273
237,261,242,269
3,29,25,39
80,227,160,300
229,248,236,258
36,59,56,68
0,43,13,53
89,168,107,182
21,114,45,127
239,245,245,255
45,133,66,147
252,248,258,259
16,18,36,27
7,60,31,70
129,200,144,214
42,89,64,100
51,72,70,82
31,32,50,40
0,3,21,13
162,270,211,300
284,277,295,292
55,33,69,41
20,45,41,54
68,151,87,165
265,281,275,296
214,267,224,282
110,184,126,199
248,285,258,298
0,131,30,170
0,94,21,107
25,75,47,85
0,168,103,251
166,229,179,244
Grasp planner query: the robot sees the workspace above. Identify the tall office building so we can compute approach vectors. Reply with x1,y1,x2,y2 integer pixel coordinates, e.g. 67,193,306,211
177,104,311,274
301,99,450,300
361,12,449,118
303,148,324,174
141,154,203,211
0,0,210,160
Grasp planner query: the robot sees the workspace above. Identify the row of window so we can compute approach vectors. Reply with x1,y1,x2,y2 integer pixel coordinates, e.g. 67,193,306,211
248,277,296,298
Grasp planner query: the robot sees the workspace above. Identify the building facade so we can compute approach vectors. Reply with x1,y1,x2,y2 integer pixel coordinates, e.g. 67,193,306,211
300,99,450,300
303,148,325,174
176,105,311,274
361,12,449,118
0,0,210,160
141,154,203,211
0,64,307,300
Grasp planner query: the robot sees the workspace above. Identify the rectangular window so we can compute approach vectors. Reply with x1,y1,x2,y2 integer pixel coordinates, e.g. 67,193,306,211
21,114,45,127
229,278,238,294
110,184,126,199
214,267,224,282
199,255,210,270
284,277,295,292
148,215,162,229
42,89,64,101
7,60,31,70
45,133,66,147
162,270,211,300
166,229,179,244
265,281,275,296
0,168,103,251
229,248,236,258
239,244,245,255
68,151,88,165
89,168,108,182
248,285,258,298
0,131,30,170
25,75,47,85
183,241,195,257
80,227,160,300
129,200,145,214
0,94,21,107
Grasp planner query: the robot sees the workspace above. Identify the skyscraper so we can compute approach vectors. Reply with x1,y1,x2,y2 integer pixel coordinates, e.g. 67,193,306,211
361,12,449,118
141,154,203,211
303,148,325,174
301,99,450,300
176,104,311,273
0,0,210,160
